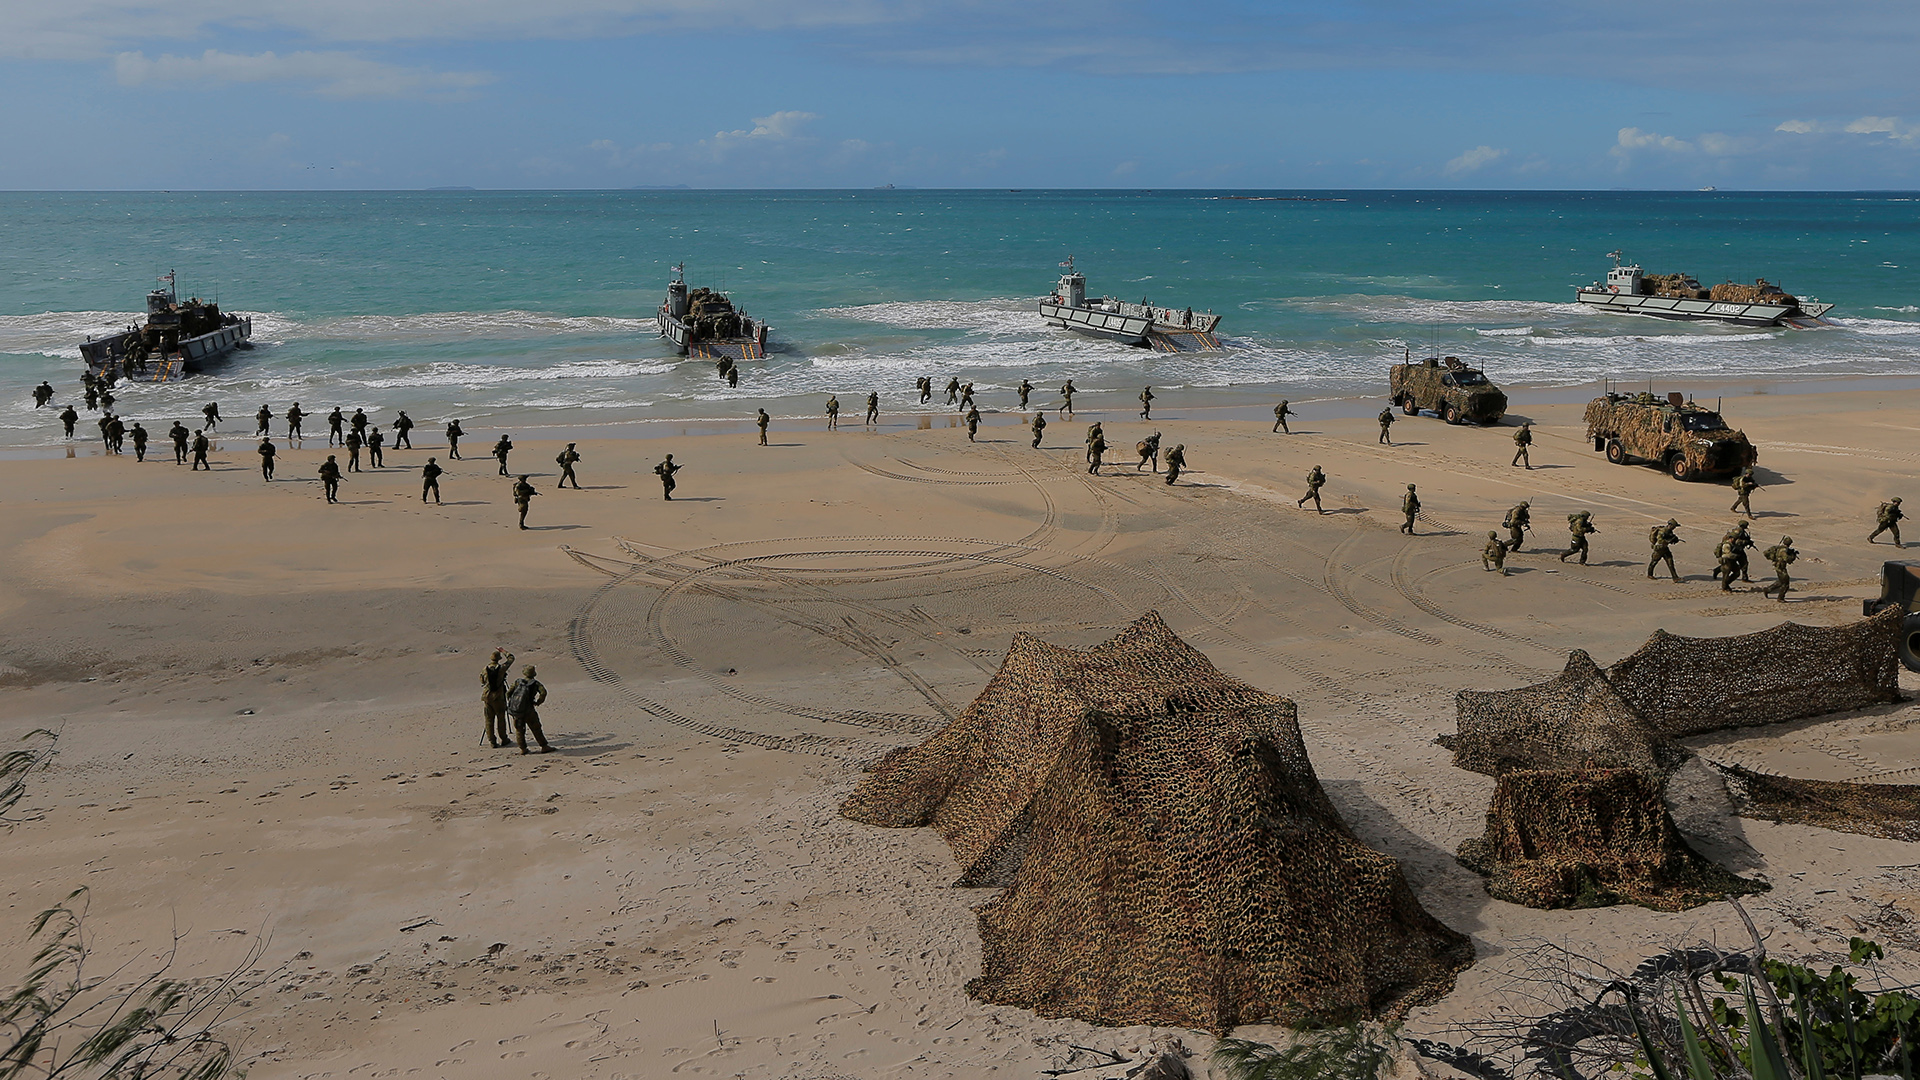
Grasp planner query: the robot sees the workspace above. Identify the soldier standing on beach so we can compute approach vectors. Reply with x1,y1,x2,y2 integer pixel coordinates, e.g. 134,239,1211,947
866,392,880,428
1378,407,1396,446
130,422,148,462
255,404,274,436
1761,536,1798,601
422,457,444,504
319,455,341,503
1272,399,1292,433
1297,465,1326,511
556,443,581,488
345,430,363,472
1030,412,1046,448
1511,423,1533,469
1648,519,1682,582
756,408,770,446
327,407,345,446
507,665,553,754
1869,497,1904,547
366,427,385,468
190,430,209,470
1730,466,1759,517
482,649,515,748
202,402,220,430
1059,380,1076,419
349,408,368,443
59,405,78,439
1502,501,1531,553
965,405,980,442
1018,379,1033,409
169,421,189,464
654,454,680,500
1400,483,1421,535
825,395,840,431
446,419,464,459
257,437,277,481
1087,428,1107,474
1139,386,1154,420
1164,444,1186,485
492,434,513,475
1482,531,1509,576
1559,511,1597,564
286,403,305,441
392,410,414,449
512,474,537,527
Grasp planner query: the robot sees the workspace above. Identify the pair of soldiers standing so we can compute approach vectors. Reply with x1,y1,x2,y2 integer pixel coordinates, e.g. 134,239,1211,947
481,650,552,754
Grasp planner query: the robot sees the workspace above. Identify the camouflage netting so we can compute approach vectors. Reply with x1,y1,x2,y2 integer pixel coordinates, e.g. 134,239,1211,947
1605,607,1905,737
1641,272,1708,299
1709,279,1797,306
1716,764,1920,843
840,611,1289,886
966,704,1475,1031
1442,651,1684,779
1456,768,1766,912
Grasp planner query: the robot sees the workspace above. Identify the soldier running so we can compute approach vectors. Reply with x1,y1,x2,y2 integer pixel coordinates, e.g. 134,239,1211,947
945,377,960,405
655,454,680,500
1139,386,1154,420
1084,422,1103,466
1559,510,1597,564
916,376,931,404
319,455,342,503
1400,483,1421,535
965,405,980,442
492,435,513,476
1647,518,1682,582
1482,531,1509,576
1725,521,1756,582
422,457,444,504
257,437,277,480
1272,399,1292,433
286,403,305,441
482,649,515,748
169,421,189,464
255,404,274,436
506,665,553,754
1870,496,1904,547
1030,412,1046,448
190,430,210,470
202,402,220,430
1761,536,1798,601
130,422,148,462
865,392,880,428
1730,466,1759,518
1502,500,1531,553
958,383,975,411
1378,407,1395,445
1135,432,1161,472
1511,423,1533,469
825,395,840,431
1297,465,1326,512
59,405,78,439
1018,379,1033,409
1714,537,1742,592
556,443,582,489
512,474,537,527
1087,429,1107,474
1059,380,1076,419
32,382,53,408
445,419,464,459
392,410,414,449
756,408,771,446
1163,444,1186,485
349,408,368,442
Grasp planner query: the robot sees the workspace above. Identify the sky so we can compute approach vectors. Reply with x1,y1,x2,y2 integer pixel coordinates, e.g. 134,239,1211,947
0,0,1916,190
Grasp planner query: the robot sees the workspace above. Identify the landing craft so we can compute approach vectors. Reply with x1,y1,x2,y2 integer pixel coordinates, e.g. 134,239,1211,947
78,273,252,383
1039,257,1223,352
1575,251,1835,328
657,265,770,361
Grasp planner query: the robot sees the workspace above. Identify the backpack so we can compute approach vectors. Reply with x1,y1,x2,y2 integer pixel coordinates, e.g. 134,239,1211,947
506,678,536,718
557,451,569,466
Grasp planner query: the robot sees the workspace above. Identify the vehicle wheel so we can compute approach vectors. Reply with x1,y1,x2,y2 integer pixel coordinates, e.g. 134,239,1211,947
1605,439,1627,465
1401,395,1420,416
1443,403,1464,425
1900,613,1920,673
1668,455,1696,482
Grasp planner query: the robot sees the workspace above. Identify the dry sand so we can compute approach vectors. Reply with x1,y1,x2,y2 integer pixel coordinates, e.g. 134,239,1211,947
1,387,1917,1078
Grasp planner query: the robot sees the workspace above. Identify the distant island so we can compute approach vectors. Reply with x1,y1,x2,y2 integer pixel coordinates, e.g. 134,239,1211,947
424,186,476,191
630,184,692,190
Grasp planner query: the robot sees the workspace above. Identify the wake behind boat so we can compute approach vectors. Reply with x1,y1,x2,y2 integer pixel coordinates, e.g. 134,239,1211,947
1039,257,1222,351
77,273,252,383
1576,252,1835,328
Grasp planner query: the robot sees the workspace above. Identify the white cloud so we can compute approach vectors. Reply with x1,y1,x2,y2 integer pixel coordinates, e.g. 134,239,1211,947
1442,145,1506,176
1612,127,1693,155
1775,119,1818,134
1774,116,1919,143
114,49,492,99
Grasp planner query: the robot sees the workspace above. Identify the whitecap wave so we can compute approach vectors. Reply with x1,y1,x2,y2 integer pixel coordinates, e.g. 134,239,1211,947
815,299,1034,335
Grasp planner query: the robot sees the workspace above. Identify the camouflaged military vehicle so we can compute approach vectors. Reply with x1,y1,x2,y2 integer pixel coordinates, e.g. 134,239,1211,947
1583,391,1757,481
1390,355,1508,425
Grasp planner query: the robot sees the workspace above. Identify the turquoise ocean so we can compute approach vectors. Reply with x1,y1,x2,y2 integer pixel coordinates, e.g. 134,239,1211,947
2,189,1917,447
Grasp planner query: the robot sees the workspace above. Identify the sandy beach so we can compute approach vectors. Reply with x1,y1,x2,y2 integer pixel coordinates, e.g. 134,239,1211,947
2,386,1916,1079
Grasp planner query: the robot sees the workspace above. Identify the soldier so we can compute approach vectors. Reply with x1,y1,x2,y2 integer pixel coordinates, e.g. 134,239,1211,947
422,457,444,504
1400,483,1421,535
1139,386,1154,420
84,385,98,412
551,443,580,489
959,383,975,411
1018,379,1034,409
1059,380,1076,419
825,395,840,431
1164,443,1186,485
99,387,115,413
327,407,345,446
655,454,680,500
445,419,464,459
96,413,113,452
506,665,553,754
202,401,220,429
169,421,189,464
1730,466,1759,517
59,405,78,439
756,408,771,446
1030,411,1047,448
1482,531,1509,576
865,392,880,428
1087,428,1107,474
255,404,274,436
345,429,363,472
1558,510,1597,565
481,649,515,748
1761,535,1798,602
1272,399,1293,434
1135,432,1161,472
512,474,537,527
725,365,738,389
943,377,960,405
366,427,385,468
1511,423,1533,469
917,376,932,404
190,430,210,471
492,434,513,476
1292,468,1324,513
1502,500,1531,553
1714,536,1741,592
349,408,369,443
319,455,342,503
392,410,414,449
1726,521,1756,583
1869,496,1905,547
965,405,980,442
257,437,277,481
1647,518,1682,582
105,415,126,454
129,422,148,462
1084,421,1104,465
1378,406,1396,445
286,403,305,441
32,381,54,408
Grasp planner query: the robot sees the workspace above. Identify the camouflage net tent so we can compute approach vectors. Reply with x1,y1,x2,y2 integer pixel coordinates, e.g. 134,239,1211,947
1718,765,1920,843
1605,607,1905,737
1456,768,1765,912
1442,651,1683,779
966,704,1473,1031
840,611,1289,886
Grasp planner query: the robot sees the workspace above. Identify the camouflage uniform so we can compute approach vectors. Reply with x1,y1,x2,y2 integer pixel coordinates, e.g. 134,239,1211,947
1558,511,1597,564
1272,399,1292,434
422,458,444,504
1296,466,1325,512
1761,537,1797,602
1017,379,1033,409
965,406,980,442
1087,432,1106,474
1163,444,1185,485
1378,407,1395,445
756,408,770,446
655,455,680,500
866,392,880,427
1030,412,1046,448
1059,380,1075,418
319,456,341,503
1135,432,1161,472
1869,497,1904,547
556,444,581,489
1400,484,1420,535
1714,537,1741,592
1647,519,1682,582
1727,522,1756,582
1502,501,1531,553
945,378,960,405
512,475,538,528
1729,467,1759,517
1139,386,1154,420
825,396,839,431
1482,531,1509,576
1511,424,1532,469
482,650,515,747
493,435,512,475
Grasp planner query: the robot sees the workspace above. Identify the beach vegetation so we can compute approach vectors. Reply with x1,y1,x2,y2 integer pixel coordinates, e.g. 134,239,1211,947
0,730,58,828
1210,1020,1408,1080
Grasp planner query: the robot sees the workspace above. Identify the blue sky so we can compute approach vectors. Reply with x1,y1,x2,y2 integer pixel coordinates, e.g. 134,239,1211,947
1,0,1915,189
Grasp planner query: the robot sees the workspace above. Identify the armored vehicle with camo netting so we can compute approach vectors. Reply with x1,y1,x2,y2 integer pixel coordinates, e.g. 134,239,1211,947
657,264,770,361
1390,355,1508,425
1583,391,1757,481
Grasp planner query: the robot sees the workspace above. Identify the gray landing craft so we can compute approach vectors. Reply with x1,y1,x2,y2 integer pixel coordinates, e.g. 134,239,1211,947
78,273,252,383
657,265,770,361
1576,252,1835,328
1039,257,1223,351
